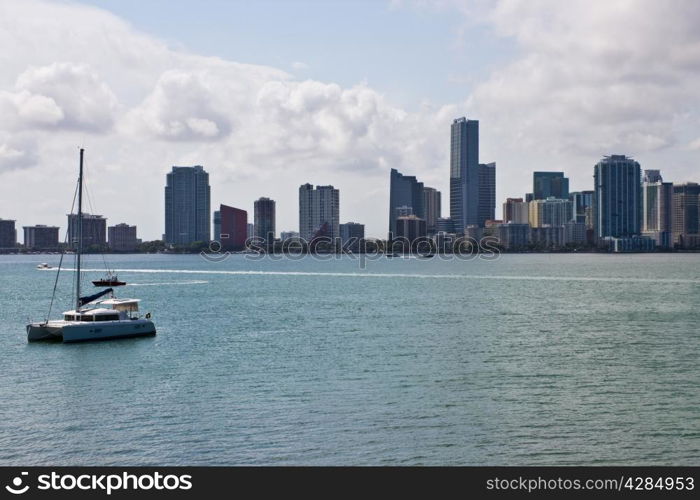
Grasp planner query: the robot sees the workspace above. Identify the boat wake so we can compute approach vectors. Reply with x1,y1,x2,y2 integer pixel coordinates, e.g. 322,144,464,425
56,268,700,285
127,280,209,286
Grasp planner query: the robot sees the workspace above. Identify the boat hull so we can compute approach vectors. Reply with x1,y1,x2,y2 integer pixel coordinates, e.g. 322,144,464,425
27,320,156,343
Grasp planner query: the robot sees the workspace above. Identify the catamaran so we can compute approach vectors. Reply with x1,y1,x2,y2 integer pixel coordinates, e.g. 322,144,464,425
26,149,156,343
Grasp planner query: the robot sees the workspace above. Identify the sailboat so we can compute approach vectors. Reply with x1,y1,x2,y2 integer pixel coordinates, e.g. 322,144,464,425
26,149,156,343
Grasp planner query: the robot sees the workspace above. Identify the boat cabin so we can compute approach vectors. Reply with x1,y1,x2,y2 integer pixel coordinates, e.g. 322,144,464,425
63,298,142,322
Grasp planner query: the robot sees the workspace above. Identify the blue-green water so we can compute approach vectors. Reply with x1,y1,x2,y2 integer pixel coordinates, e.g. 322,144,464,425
0,253,699,465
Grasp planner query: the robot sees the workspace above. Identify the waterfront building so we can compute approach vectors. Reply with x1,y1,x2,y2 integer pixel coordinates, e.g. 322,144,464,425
395,215,427,241
219,204,248,251
533,172,569,200
464,224,483,241
564,222,587,245
593,155,642,241
569,191,594,224
0,219,17,250
530,225,565,249
601,236,655,253
164,165,211,245
108,223,139,252
213,211,221,241
247,223,254,240
280,231,299,241
478,162,496,226
299,183,340,241
493,223,530,250
423,187,441,235
435,217,455,235
340,222,365,252
389,168,424,237
642,170,673,248
502,198,529,224
23,225,59,251
672,183,700,249
450,117,480,231
254,197,276,243
529,197,573,228
67,213,106,249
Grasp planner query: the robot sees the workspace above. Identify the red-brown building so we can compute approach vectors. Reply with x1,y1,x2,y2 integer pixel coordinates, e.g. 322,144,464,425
220,204,248,250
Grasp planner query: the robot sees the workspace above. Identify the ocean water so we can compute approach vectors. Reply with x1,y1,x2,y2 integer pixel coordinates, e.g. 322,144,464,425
0,252,698,465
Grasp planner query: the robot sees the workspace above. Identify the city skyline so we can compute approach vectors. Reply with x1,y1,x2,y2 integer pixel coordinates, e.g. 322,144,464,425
2,1,700,241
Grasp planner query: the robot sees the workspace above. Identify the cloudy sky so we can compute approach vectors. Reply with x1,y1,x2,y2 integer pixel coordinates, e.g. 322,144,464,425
1,0,699,240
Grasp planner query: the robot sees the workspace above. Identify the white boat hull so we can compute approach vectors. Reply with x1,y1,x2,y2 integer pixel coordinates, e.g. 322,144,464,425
27,319,156,343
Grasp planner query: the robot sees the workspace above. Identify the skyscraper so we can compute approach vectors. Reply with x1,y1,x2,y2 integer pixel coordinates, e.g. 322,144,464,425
593,155,642,240
254,197,276,243
450,117,479,231
672,183,700,248
569,191,594,224
503,198,529,224
213,210,221,241
23,225,59,250
422,187,441,234
164,165,211,246
642,170,673,248
108,223,139,252
67,213,106,249
389,168,424,237
0,219,17,250
478,162,496,225
533,172,569,200
528,198,573,228
340,222,365,252
299,184,340,241
219,204,248,250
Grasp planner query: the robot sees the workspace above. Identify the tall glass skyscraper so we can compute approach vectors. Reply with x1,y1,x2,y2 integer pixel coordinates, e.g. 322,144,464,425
642,170,673,248
254,197,276,243
450,117,479,232
477,162,496,225
388,168,424,238
164,165,211,245
533,172,569,200
593,155,642,240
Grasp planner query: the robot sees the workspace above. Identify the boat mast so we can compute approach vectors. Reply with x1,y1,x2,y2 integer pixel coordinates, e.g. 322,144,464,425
76,148,84,311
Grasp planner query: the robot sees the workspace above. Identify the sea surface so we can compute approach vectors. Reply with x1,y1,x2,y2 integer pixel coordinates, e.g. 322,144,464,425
0,253,698,465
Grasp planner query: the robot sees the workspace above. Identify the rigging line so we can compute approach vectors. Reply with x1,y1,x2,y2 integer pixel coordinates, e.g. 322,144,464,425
46,175,80,322
82,159,111,275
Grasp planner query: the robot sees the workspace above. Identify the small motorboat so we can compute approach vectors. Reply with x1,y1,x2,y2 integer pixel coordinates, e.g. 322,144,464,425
92,274,126,287
36,263,52,269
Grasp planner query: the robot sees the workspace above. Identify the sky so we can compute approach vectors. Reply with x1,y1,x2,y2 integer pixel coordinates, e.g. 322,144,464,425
1,0,699,241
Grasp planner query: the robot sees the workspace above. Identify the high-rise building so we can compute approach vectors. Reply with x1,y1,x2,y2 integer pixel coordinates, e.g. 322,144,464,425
570,191,594,224
299,184,340,241
254,197,276,243
164,165,211,246
422,187,441,234
219,204,247,250
23,225,59,250
213,210,221,241
435,217,455,234
672,183,700,248
478,162,496,226
493,223,530,250
108,223,139,252
502,198,529,224
67,213,106,249
642,170,673,248
593,155,642,240
0,219,17,250
389,168,424,237
340,222,365,252
280,231,299,241
247,223,254,240
528,198,573,228
395,215,427,241
450,117,479,231
533,172,569,200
